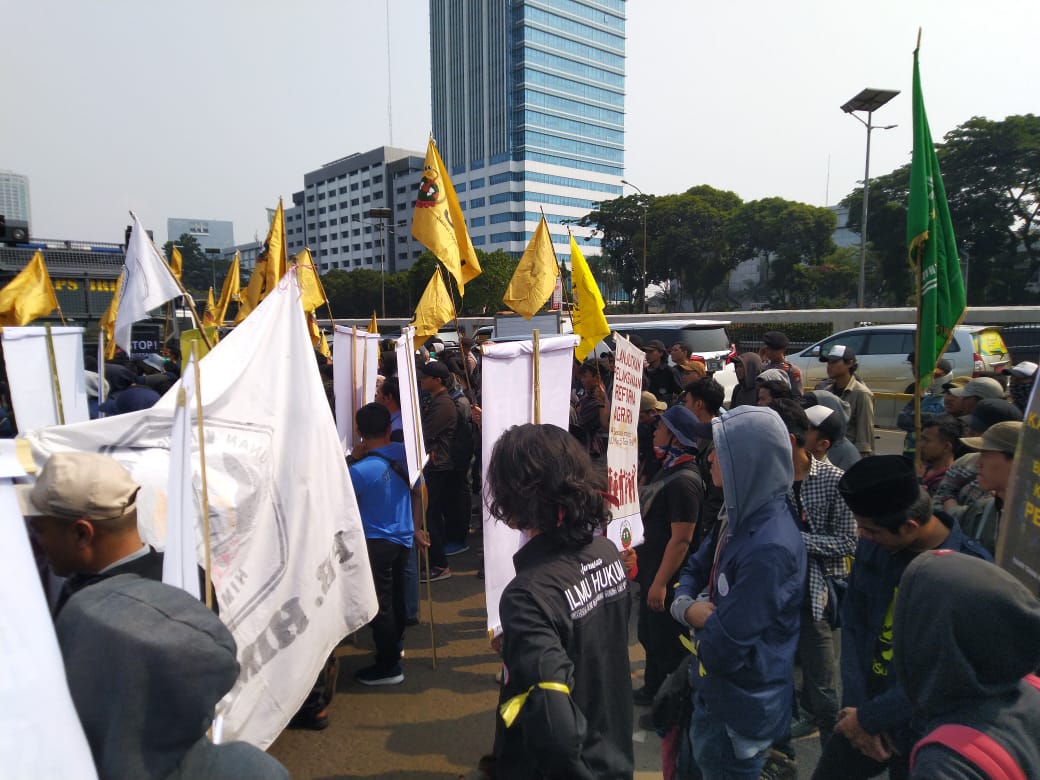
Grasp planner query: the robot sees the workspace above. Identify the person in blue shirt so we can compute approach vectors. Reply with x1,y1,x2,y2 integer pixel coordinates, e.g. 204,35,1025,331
348,403,426,686
811,455,992,780
671,406,807,779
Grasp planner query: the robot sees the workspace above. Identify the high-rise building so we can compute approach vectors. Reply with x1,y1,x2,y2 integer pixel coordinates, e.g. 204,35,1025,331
0,170,32,225
429,0,625,262
284,146,426,273
166,218,235,253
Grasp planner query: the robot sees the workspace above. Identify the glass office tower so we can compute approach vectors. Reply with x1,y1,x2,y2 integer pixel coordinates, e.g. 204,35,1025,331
430,0,625,262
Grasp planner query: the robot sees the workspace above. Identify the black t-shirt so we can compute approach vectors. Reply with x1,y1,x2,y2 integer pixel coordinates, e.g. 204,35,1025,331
636,462,702,585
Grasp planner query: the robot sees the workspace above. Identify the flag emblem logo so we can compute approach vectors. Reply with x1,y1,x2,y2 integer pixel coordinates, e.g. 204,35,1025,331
416,165,443,208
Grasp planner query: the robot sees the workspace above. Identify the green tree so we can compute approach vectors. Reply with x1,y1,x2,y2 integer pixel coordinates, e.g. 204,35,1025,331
162,234,228,296
649,185,744,311
844,113,1040,305
726,198,837,307
577,194,649,311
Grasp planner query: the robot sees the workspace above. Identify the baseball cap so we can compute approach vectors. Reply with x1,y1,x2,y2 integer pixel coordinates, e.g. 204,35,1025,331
419,360,450,380
960,421,1023,455
762,331,789,350
645,339,667,353
942,376,972,392
640,391,666,413
838,455,920,517
659,405,711,447
1003,361,1038,379
142,354,167,373
949,376,1004,400
16,452,139,521
965,398,1023,432
820,344,856,363
805,404,843,444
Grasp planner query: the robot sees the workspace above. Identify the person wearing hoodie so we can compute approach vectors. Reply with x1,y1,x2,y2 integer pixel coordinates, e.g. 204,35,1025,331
812,456,991,780
670,406,807,779
894,551,1040,779
55,575,288,780
727,352,764,409
803,390,861,472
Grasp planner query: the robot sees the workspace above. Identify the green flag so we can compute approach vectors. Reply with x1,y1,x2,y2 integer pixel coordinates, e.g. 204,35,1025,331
907,45,966,390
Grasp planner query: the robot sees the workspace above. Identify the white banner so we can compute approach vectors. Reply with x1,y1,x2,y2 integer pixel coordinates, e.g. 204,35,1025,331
395,326,428,486
605,333,645,551
480,335,578,636
2,326,89,431
333,325,382,454
0,481,98,779
22,271,377,750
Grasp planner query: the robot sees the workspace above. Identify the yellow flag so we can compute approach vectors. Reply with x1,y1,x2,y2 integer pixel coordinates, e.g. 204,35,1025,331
411,269,455,347
411,137,481,293
0,251,60,326
503,216,559,319
294,249,325,313
99,272,123,360
169,246,183,281
308,313,331,358
263,199,288,295
215,252,240,326
237,257,266,322
203,288,217,324
180,326,219,367
569,234,610,361
368,310,378,335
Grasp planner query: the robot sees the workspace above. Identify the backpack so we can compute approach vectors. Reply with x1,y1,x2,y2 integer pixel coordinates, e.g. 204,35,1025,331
448,390,477,470
909,675,1040,780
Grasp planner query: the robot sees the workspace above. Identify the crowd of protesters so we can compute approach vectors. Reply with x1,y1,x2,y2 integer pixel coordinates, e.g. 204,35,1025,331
16,322,1040,780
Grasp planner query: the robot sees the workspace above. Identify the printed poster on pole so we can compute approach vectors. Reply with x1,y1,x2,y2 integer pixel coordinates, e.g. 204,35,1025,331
605,332,644,551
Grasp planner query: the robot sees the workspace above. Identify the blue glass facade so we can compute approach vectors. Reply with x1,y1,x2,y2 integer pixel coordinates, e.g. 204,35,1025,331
430,0,625,257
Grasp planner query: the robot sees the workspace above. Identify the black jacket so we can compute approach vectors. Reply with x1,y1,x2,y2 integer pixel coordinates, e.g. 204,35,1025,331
495,535,633,780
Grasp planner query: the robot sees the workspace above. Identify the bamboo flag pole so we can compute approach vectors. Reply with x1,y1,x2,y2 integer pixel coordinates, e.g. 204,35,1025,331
533,329,542,425
44,324,65,425
437,262,476,397
191,340,214,611
97,331,107,406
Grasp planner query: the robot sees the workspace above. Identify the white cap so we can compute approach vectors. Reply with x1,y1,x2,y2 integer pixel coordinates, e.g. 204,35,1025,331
805,405,835,427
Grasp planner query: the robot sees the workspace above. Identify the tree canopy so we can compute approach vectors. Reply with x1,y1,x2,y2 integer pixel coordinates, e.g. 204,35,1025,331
162,233,230,297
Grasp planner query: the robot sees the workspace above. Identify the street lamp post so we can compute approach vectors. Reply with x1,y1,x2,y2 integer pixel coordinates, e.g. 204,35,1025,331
620,179,648,313
841,88,899,308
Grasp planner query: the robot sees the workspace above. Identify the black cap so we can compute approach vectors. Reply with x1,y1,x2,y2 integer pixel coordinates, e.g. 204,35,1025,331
838,455,920,517
420,360,450,380
762,331,789,350
966,398,1023,432
659,405,711,448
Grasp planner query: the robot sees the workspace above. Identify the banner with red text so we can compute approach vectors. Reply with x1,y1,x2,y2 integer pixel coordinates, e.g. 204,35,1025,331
605,332,644,551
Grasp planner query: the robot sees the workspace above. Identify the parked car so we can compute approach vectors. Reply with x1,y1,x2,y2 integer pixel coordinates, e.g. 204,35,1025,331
608,320,736,373
789,324,1010,394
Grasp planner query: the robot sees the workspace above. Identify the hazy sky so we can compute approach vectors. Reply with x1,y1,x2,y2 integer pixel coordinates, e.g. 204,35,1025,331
3,0,1037,245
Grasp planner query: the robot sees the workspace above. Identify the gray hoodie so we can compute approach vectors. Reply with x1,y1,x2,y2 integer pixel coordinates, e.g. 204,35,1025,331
56,575,288,780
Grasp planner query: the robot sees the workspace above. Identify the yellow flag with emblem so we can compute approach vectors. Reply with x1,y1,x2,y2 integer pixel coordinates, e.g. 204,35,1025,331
0,251,60,326
411,137,481,293
203,288,217,325
569,234,610,361
99,272,123,359
294,249,326,313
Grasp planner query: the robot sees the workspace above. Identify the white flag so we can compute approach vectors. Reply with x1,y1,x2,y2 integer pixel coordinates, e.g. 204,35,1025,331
1,326,89,431
24,268,377,749
114,213,182,354
162,354,200,600
332,325,381,454
395,326,428,485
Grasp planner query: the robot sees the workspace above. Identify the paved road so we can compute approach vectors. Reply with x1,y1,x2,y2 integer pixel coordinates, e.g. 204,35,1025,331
269,431,903,778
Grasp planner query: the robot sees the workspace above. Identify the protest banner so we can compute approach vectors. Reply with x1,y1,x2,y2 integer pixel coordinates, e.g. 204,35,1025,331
0,481,98,779
480,334,577,636
605,333,645,551
395,326,428,485
996,380,1040,596
2,326,89,430
333,325,381,454
22,270,377,749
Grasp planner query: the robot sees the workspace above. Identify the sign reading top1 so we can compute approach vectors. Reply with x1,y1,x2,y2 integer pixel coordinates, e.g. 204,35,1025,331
996,381,1040,597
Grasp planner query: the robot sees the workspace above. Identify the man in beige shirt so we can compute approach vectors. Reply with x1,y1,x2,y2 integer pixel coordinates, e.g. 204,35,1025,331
815,344,875,457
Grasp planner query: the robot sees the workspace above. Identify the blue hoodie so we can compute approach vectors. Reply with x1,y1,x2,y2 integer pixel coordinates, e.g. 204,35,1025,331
672,406,807,741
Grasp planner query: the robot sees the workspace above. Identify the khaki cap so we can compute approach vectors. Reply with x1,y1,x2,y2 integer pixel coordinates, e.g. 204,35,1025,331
640,391,666,412
16,452,139,520
960,421,1023,455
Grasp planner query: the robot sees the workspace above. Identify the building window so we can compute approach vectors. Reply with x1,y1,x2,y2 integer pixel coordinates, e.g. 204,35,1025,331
373,190,383,199
372,174,383,183
362,195,371,203
351,183,359,191
456,182,467,193
471,178,485,189
319,207,326,214
319,221,327,228
472,235,486,246
471,216,486,227
351,198,360,206
352,228,361,237
339,186,348,194
470,197,485,208
318,192,326,200
307,195,315,203
307,209,316,216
